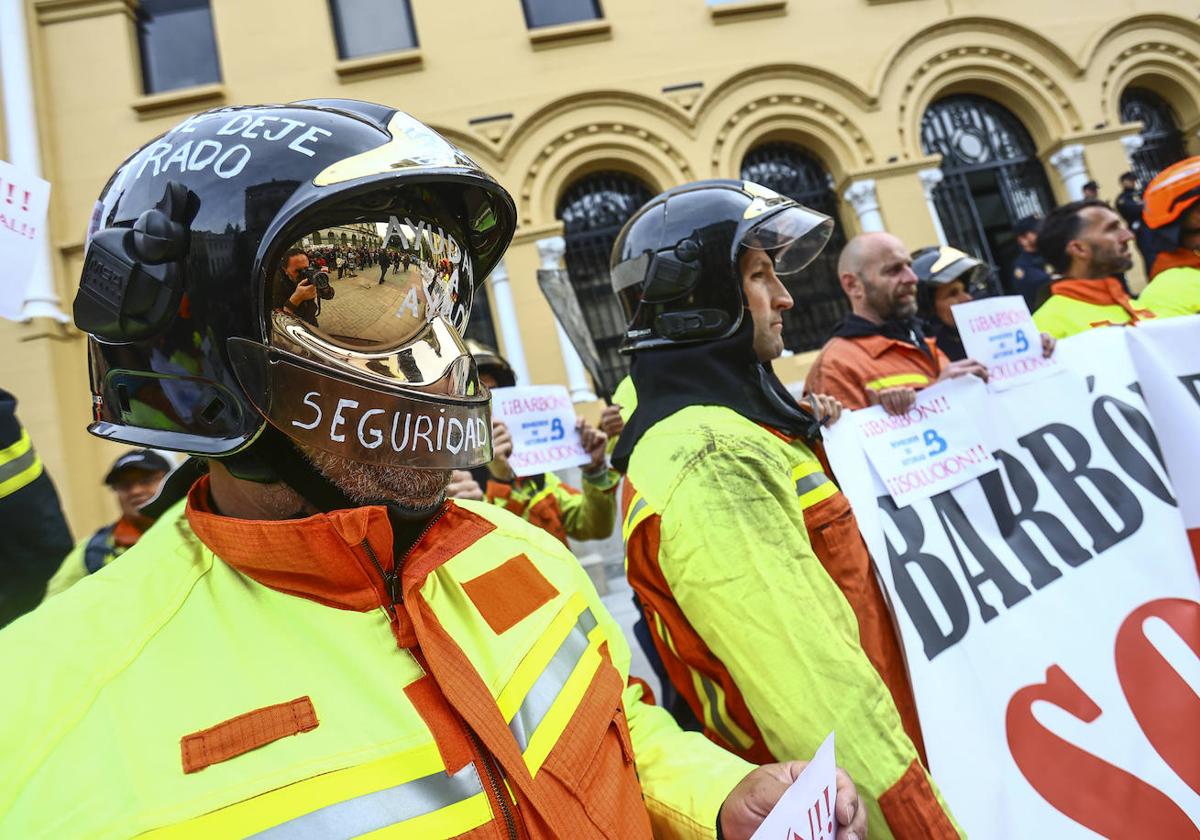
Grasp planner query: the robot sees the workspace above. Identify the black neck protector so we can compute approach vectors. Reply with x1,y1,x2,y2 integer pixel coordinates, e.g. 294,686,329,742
611,318,822,473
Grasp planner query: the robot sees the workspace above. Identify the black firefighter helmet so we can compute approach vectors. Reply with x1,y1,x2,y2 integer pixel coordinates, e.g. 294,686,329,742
609,179,833,352
76,99,516,480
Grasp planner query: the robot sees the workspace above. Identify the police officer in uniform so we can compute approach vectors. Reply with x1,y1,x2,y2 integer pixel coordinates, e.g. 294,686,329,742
1009,216,1052,309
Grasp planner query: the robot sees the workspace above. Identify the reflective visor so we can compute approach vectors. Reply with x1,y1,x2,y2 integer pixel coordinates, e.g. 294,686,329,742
740,205,834,276
269,208,473,351
241,196,493,469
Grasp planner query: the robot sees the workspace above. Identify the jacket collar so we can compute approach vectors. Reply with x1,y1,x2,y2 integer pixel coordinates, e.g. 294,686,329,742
184,475,493,612
1049,277,1132,307
1150,248,1200,279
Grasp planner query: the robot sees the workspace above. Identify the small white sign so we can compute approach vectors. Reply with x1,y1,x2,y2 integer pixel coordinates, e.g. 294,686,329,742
0,159,51,321
952,295,1059,390
750,732,838,840
852,377,995,507
490,385,590,478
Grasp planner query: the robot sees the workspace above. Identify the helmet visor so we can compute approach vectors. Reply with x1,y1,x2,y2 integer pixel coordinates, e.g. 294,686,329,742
740,205,834,276
268,206,473,353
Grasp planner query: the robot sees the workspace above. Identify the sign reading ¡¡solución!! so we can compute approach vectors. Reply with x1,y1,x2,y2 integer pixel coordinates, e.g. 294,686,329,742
824,318,1200,839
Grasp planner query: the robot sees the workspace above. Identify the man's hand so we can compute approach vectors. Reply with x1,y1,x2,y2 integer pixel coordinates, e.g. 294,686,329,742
719,763,866,840
577,417,608,473
866,386,917,417
446,470,483,501
806,393,844,426
488,421,514,481
1040,332,1056,358
938,358,989,384
289,279,318,307
599,404,625,438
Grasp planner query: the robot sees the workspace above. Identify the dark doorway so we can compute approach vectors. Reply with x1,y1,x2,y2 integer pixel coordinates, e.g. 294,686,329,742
921,96,1055,293
741,142,850,349
1120,88,1188,188
558,171,655,389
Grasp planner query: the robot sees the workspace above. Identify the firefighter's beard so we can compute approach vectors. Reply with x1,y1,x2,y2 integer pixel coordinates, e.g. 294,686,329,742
299,443,452,510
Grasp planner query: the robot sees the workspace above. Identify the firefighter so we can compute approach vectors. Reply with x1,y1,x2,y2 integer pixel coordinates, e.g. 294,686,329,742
0,102,866,840
464,343,619,546
1032,199,1160,338
609,179,959,839
1138,156,1200,317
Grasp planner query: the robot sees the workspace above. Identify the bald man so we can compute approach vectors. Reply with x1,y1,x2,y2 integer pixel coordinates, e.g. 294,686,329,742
805,232,988,415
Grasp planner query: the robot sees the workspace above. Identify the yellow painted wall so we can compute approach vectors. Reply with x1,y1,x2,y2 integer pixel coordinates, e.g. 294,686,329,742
5,0,1199,538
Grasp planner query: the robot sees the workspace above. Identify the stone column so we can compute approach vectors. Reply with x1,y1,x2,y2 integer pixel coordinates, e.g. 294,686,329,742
917,168,949,246
843,179,884,233
536,235,597,403
1049,144,1091,201
486,259,529,386
1,0,69,323
1120,134,1145,168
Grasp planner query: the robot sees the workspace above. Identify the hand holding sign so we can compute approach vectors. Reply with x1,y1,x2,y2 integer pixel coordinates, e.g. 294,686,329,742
740,734,863,840
490,385,591,477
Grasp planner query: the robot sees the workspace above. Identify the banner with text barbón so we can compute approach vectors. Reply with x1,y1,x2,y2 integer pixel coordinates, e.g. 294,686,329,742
824,318,1200,839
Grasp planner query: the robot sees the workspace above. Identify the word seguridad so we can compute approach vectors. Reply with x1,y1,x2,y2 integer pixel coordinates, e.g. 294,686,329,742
292,391,488,456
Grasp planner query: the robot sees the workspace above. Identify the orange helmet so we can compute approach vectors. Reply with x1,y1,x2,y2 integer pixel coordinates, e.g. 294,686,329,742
1143,156,1200,230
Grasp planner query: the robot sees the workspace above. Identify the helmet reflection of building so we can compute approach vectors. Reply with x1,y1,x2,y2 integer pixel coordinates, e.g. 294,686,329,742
75,99,516,490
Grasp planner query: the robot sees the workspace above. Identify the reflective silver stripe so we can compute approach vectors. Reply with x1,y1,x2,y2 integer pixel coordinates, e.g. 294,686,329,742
509,608,598,751
795,471,830,498
249,763,484,840
0,446,37,485
625,496,648,529
697,672,743,749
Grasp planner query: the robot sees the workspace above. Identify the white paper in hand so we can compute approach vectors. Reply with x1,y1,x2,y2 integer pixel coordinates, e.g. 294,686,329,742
490,385,590,477
951,295,1059,390
0,159,51,321
750,732,837,840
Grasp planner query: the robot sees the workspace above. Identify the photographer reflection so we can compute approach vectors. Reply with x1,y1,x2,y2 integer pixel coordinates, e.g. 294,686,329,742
273,247,333,327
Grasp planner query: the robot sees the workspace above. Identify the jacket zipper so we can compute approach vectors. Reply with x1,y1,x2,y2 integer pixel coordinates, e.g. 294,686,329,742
365,504,519,837
359,503,449,617
466,727,518,840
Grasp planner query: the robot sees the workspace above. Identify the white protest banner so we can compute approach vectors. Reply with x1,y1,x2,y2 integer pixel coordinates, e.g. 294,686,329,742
490,385,590,477
1126,316,1200,566
825,325,1200,839
0,159,51,320
852,377,996,508
951,294,1060,390
750,733,837,840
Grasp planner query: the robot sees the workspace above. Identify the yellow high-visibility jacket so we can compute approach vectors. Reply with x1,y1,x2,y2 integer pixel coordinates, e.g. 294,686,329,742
485,469,619,546
0,478,753,839
1136,266,1200,318
1032,277,1159,339
622,404,961,840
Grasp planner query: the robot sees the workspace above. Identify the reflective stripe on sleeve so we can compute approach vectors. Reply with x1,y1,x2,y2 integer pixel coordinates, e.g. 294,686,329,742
0,430,42,499
651,612,754,752
864,373,930,391
622,493,653,542
791,462,838,509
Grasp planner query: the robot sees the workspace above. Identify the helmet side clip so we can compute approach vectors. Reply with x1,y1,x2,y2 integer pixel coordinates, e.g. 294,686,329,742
75,181,196,343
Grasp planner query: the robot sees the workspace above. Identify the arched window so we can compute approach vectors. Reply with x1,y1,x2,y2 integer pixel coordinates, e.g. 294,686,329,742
921,96,1055,291
741,142,849,350
557,172,654,389
1120,88,1187,187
